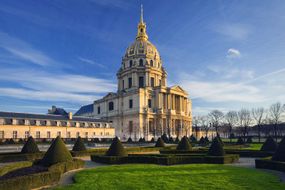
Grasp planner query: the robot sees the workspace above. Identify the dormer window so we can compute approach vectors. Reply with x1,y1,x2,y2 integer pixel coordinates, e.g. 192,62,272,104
139,59,143,66
150,60,154,67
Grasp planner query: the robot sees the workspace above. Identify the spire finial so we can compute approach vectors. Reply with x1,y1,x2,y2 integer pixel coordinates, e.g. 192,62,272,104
140,4,144,23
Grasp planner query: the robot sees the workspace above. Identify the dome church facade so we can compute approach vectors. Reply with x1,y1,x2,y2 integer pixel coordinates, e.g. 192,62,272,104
76,7,192,141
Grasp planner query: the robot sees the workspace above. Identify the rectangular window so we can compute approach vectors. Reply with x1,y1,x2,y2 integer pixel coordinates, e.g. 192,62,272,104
122,80,124,89
159,79,161,86
12,131,17,139
25,131,29,139
151,77,155,87
93,132,96,137
148,99,152,108
128,77,132,88
36,131,40,139
47,131,51,139
76,132,80,138
97,106,101,114
85,132,88,138
67,132,71,138
108,102,114,111
129,121,133,135
57,131,61,137
129,99,133,109
139,76,144,88
0,131,4,139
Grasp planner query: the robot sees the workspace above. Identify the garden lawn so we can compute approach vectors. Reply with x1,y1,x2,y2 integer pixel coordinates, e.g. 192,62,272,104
54,164,285,190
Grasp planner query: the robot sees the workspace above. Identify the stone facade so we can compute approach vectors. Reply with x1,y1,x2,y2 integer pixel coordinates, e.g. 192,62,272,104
0,108,114,140
76,8,192,141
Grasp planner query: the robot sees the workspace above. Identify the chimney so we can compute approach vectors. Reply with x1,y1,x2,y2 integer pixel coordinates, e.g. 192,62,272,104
69,112,73,120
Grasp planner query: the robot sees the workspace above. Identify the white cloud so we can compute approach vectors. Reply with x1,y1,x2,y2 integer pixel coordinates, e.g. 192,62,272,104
0,68,116,104
227,48,241,58
0,32,57,66
78,57,107,69
212,23,251,40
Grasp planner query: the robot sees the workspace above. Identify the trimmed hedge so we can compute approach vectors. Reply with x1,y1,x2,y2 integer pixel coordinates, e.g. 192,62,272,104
0,152,44,163
0,159,84,190
91,154,239,165
272,136,285,162
176,136,192,151
260,136,278,152
208,137,225,156
106,137,127,156
0,161,33,176
72,137,86,152
155,138,165,147
255,157,285,172
21,136,40,154
40,136,73,166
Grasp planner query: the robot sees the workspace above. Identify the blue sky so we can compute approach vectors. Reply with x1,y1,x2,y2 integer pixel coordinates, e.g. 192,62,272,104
0,0,284,115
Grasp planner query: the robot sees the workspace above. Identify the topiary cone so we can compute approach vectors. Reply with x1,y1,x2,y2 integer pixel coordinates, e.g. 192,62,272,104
40,136,73,166
155,137,165,147
208,137,225,156
127,137,133,143
261,136,278,152
175,136,179,143
176,136,192,151
72,136,86,151
106,137,127,156
236,137,244,145
21,136,40,154
272,136,285,162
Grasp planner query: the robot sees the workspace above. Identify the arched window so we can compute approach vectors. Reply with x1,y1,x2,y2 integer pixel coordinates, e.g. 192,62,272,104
129,60,133,67
139,59,143,66
150,60,154,67
108,102,114,111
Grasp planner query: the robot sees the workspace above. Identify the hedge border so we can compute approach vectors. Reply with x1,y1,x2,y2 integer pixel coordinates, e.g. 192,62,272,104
0,161,33,176
90,154,239,165
225,150,273,158
0,152,45,163
255,158,285,172
0,159,84,190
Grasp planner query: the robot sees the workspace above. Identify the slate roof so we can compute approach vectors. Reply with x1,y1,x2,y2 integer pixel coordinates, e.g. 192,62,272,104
0,111,107,123
74,104,93,116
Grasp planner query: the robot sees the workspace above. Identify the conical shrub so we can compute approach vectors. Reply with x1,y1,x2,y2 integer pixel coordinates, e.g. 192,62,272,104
217,133,224,145
272,136,285,162
261,136,278,152
40,136,72,166
246,137,253,143
175,136,179,143
21,136,40,154
127,137,133,143
106,137,127,157
169,137,174,143
236,137,244,145
176,136,192,151
208,137,225,156
72,136,86,151
138,137,144,143
150,137,155,143
161,134,169,143
155,137,165,147
204,136,209,143
190,135,197,143
199,137,206,145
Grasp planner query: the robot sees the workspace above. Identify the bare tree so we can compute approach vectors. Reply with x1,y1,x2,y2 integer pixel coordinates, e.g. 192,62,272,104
252,107,265,143
269,102,285,141
238,109,252,140
225,111,238,142
200,115,211,137
208,110,224,135
192,116,201,138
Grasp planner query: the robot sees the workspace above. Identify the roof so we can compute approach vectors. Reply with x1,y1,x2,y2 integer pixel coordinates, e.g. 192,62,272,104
0,111,107,123
74,104,94,116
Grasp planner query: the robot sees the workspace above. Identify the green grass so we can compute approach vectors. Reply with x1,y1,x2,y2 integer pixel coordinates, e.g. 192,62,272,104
54,164,285,190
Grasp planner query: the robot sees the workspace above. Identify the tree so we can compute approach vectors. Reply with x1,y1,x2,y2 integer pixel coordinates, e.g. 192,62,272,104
252,107,265,143
225,111,238,142
208,110,224,135
269,102,285,141
238,109,252,141
192,116,201,138
200,116,211,138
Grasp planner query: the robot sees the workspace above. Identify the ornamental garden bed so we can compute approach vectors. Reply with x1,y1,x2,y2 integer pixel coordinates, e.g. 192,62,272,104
0,152,45,162
255,158,285,172
225,150,273,158
91,153,239,165
0,136,85,190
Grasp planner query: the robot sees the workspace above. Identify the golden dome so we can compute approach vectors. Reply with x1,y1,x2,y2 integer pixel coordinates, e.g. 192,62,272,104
124,5,160,62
